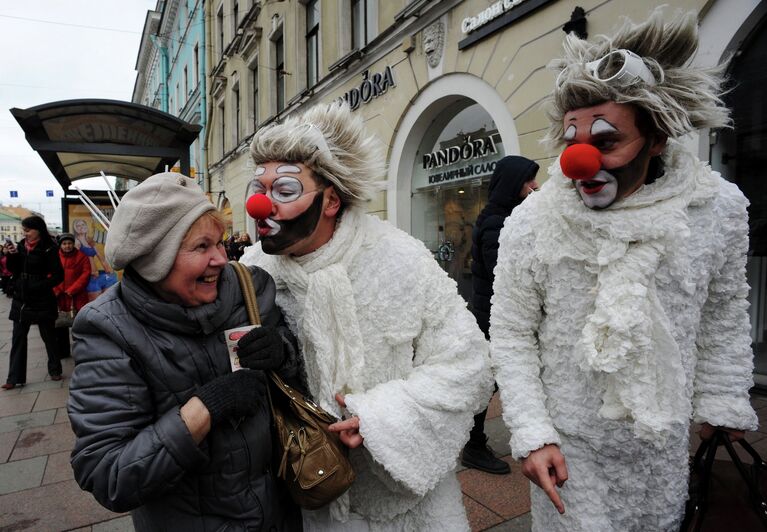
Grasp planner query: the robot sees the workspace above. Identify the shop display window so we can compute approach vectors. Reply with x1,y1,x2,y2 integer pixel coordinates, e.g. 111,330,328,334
411,100,504,306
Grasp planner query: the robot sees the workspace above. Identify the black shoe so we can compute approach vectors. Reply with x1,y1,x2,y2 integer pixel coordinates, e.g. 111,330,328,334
461,440,511,475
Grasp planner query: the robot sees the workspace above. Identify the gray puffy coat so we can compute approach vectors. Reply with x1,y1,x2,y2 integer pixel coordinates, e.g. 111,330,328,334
68,264,301,532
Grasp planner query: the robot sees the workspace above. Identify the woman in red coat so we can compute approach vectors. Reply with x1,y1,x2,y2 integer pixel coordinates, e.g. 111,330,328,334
54,233,90,359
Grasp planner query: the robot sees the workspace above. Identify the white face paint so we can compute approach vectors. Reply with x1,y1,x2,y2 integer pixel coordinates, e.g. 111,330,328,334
254,166,266,176
260,217,280,237
590,118,618,136
276,164,302,174
563,124,577,141
573,169,618,209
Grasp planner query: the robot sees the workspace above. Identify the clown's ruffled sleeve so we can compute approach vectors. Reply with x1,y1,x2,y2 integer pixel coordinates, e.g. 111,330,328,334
490,210,561,459
343,235,493,497
692,180,758,431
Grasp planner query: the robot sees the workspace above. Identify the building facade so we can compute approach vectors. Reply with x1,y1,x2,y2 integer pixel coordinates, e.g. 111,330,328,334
0,212,23,244
198,0,765,383
203,0,270,240
133,0,208,191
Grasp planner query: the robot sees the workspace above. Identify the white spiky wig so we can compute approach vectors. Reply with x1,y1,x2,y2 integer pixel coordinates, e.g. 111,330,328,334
249,101,384,208
544,8,731,148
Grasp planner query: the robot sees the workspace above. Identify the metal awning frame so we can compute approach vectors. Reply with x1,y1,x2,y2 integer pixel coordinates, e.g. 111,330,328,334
11,98,201,191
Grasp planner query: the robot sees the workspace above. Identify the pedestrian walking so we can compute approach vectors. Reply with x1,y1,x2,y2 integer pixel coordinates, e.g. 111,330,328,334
462,155,539,474
0,244,13,297
234,232,252,259
3,216,64,389
53,233,90,359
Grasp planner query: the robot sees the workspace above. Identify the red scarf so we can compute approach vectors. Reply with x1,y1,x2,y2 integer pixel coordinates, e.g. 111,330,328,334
24,239,39,253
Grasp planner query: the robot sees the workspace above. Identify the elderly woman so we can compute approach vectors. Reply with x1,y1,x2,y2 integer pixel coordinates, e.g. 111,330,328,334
67,173,301,531
53,232,91,360
240,103,492,530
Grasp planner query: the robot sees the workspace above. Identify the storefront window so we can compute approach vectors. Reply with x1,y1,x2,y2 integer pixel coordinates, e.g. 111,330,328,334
711,17,767,387
411,100,505,305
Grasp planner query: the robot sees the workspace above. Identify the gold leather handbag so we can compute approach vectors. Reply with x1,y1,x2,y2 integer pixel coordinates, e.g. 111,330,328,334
230,261,356,509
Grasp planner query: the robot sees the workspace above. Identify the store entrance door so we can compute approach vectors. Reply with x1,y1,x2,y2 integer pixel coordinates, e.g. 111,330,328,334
410,99,504,307
413,180,488,307
710,16,767,387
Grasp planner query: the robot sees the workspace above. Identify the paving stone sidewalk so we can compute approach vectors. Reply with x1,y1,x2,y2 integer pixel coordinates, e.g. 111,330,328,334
0,293,529,531
0,295,133,531
2,289,765,531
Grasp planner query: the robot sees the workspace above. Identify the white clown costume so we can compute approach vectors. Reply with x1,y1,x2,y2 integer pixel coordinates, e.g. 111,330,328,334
491,140,758,531
241,207,493,531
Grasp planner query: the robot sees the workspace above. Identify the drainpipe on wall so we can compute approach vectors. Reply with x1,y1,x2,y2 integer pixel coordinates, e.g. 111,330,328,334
150,34,169,112
200,0,209,194
202,20,219,201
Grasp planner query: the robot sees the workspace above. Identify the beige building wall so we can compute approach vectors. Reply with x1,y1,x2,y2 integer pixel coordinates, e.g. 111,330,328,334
207,0,727,234
0,215,23,244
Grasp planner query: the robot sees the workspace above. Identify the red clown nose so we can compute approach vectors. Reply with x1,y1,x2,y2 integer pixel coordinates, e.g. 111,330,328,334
560,144,602,181
246,194,273,220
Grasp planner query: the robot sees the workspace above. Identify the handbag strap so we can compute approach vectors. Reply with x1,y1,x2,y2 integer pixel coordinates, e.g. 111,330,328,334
692,429,767,528
228,262,337,426
229,260,282,419
229,261,261,326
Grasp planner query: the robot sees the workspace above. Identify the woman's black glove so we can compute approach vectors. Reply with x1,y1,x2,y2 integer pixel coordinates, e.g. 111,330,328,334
194,370,266,425
237,325,286,371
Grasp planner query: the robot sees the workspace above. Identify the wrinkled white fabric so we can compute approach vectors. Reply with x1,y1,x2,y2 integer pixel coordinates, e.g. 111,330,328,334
260,207,367,520
242,209,492,531
533,142,719,446
265,207,369,415
491,141,758,531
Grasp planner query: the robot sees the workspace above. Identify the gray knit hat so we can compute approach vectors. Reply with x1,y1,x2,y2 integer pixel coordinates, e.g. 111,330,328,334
105,172,215,282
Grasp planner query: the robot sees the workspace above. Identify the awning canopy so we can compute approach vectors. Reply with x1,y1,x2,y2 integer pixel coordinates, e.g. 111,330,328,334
11,99,201,191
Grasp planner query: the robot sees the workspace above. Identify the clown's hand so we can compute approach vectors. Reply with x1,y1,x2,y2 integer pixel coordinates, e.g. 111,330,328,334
328,393,364,448
700,422,745,442
522,444,568,514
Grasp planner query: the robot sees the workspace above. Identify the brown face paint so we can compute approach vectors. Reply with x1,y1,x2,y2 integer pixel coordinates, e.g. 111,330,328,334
571,140,654,210
260,192,325,254
606,138,653,203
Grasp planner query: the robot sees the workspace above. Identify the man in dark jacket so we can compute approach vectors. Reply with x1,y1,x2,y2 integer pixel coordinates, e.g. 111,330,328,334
462,155,539,474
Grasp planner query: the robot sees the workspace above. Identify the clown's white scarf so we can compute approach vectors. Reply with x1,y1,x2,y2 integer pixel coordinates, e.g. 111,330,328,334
267,207,369,415
532,140,720,447
257,207,371,521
